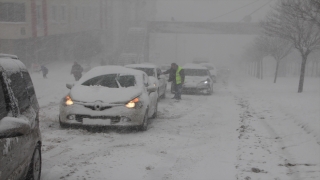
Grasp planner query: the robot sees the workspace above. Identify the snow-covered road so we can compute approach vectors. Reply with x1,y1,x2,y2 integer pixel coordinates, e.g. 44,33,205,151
31,62,320,180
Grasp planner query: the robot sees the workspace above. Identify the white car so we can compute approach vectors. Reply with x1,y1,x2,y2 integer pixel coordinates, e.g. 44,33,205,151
199,63,217,83
59,66,158,131
182,63,214,95
125,63,167,99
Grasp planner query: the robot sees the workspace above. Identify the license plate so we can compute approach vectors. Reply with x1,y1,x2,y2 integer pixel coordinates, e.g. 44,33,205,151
83,118,111,125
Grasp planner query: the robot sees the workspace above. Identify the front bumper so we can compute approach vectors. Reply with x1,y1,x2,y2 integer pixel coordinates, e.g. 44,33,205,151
59,101,146,127
182,85,211,94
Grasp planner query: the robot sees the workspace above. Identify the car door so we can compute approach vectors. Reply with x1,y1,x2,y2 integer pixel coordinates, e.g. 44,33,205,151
146,75,157,117
207,70,214,89
0,72,29,180
156,68,165,96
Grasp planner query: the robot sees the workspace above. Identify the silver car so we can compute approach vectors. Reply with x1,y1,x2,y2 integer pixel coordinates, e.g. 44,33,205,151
59,66,158,131
125,63,167,99
182,63,214,95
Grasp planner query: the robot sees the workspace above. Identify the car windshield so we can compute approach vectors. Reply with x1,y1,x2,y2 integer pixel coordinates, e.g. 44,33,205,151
82,74,136,88
203,65,214,70
184,69,208,76
161,65,171,71
133,68,154,77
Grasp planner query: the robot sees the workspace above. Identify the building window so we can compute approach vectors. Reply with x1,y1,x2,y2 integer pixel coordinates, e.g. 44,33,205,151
51,5,57,21
0,3,25,22
36,5,43,26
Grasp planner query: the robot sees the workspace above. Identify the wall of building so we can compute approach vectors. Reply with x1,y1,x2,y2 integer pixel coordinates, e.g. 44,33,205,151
0,0,157,66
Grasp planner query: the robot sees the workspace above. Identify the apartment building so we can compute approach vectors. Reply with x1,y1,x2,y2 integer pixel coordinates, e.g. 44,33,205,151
0,0,156,67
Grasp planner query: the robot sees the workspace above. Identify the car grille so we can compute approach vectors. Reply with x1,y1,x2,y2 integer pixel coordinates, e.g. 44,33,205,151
84,106,112,111
75,115,120,123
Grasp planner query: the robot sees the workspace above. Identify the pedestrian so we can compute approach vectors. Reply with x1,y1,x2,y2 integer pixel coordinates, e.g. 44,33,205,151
70,62,83,81
40,65,48,78
163,63,185,100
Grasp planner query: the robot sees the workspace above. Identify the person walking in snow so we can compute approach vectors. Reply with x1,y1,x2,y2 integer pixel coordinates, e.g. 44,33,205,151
163,63,185,100
39,65,48,79
70,62,83,81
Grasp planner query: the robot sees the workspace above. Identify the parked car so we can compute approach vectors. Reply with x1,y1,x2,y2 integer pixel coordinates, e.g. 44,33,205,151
0,56,42,180
125,63,167,99
0,53,19,59
59,66,158,131
199,63,217,83
182,63,214,95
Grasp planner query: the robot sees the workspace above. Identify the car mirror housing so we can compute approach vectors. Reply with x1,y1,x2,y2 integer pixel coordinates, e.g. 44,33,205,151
66,83,74,89
0,117,31,138
147,86,157,92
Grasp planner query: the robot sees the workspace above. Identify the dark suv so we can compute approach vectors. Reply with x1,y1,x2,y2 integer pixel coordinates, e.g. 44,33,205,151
0,56,41,180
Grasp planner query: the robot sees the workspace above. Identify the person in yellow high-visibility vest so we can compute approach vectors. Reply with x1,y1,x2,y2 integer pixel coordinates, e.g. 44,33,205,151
171,63,185,100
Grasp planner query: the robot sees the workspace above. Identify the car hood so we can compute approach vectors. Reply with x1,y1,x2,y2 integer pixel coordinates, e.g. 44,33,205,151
184,76,208,86
70,85,142,104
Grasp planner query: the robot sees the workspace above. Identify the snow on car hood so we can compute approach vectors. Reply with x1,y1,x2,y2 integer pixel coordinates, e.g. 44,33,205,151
184,76,208,87
70,85,142,104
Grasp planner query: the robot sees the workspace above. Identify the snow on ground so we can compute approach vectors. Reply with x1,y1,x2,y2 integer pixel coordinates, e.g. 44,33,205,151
30,62,320,180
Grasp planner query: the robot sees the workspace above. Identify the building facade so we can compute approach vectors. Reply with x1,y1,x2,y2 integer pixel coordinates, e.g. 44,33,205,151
0,0,156,67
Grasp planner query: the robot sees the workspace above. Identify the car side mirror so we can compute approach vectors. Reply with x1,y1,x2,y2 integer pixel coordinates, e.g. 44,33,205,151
0,117,31,138
66,83,74,89
147,85,157,92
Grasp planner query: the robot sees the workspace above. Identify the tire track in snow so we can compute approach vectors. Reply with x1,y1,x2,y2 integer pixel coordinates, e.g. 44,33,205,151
234,96,301,180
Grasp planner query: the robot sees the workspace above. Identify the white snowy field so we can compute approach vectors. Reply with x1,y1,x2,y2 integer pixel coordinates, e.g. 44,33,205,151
30,62,320,180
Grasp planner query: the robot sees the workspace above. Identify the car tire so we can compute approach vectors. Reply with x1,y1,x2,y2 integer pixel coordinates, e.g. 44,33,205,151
152,101,158,119
140,110,149,131
26,144,41,180
59,116,70,128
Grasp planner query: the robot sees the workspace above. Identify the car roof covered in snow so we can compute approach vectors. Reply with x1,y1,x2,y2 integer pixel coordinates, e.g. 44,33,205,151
0,53,19,59
125,63,158,69
183,63,208,70
78,65,147,84
0,58,27,73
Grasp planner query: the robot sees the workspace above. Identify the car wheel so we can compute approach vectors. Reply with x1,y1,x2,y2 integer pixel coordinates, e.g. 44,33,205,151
140,110,149,131
26,145,41,180
152,101,158,119
59,116,70,128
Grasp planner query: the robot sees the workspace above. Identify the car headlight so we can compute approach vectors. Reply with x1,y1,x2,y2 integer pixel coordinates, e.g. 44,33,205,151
203,80,208,84
126,97,139,108
65,95,73,105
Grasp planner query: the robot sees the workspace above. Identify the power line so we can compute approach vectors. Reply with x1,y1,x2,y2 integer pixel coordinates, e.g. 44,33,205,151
206,0,261,22
239,0,274,22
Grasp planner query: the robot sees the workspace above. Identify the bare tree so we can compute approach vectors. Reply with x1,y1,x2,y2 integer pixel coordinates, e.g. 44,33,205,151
243,41,268,79
254,35,292,83
263,0,320,93
282,0,320,27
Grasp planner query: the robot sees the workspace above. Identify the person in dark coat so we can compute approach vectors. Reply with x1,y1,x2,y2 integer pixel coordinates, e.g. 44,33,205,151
163,63,185,100
40,65,48,78
70,62,83,81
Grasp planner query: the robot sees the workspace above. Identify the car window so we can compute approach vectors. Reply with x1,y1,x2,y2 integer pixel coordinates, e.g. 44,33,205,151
9,72,30,112
0,78,8,120
82,74,136,88
157,68,162,76
22,72,35,97
184,69,208,76
143,74,148,87
133,68,154,77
